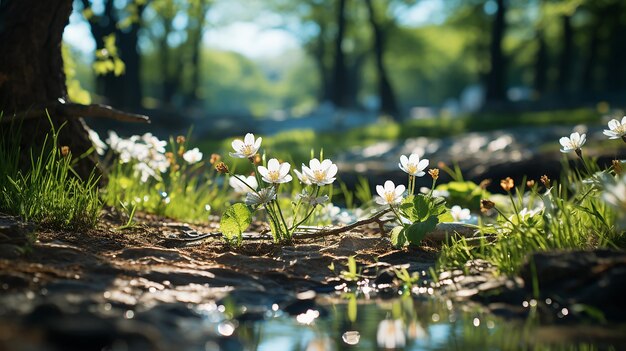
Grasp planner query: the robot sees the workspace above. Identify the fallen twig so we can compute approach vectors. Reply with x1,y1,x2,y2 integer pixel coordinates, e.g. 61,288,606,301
294,208,392,240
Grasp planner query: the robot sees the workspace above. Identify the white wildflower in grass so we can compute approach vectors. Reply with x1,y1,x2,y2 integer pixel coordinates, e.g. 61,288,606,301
603,116,626,141
399,153,429,177
450,205,471,222
294,169,312,185
230,133,262,159
182,147,203,164
375,180,405,205
229,175,258,194
245,187,276,207
301,158,338,186
559,132,586,155
88,129,107,155
258,158,292,184
140,133,167,153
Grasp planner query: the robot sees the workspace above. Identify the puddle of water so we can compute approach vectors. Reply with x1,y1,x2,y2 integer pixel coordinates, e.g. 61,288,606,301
213,296,626,351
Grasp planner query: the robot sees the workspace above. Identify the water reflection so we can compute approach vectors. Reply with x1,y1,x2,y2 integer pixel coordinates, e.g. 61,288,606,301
203,294,625,351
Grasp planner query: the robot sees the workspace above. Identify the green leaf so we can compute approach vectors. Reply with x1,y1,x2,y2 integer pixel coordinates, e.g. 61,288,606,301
390,225,407,248
412,194,431,221
405,216,438,245
219,203,252,245
438,210,455,223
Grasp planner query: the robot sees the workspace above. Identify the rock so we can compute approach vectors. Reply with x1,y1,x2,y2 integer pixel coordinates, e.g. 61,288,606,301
0,243,22,258
0,214,35,247
519,249,626,321
425,222,480,242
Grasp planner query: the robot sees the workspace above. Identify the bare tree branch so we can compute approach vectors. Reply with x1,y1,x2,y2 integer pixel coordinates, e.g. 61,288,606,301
1,101,150,124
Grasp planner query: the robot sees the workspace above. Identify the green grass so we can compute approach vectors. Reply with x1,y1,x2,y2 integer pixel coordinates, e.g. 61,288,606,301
102,136,231,223
0,118,102,231
437,156,623,275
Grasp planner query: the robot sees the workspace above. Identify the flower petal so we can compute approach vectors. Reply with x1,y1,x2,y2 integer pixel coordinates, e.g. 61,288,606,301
254,137,262,149
309,158,321,170
384,180,395,192
244,133,255,145
279,162,291,177
395,184,406,197
400,155,408,168
559,137,571,148
408,154,419,164
376,185,385,197
326,164,338,178
417,159,429,171
267,158,279,171
257,166,269,178
232,139,244,151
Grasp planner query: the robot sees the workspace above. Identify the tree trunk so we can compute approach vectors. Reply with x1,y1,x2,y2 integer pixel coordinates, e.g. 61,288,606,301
0,0,96,178
185,1,210,106
485,0,507,105
556,15,573,98
330,0,349,108
581,19,600,95
364,0,400,120
82,0,145,111
533,29,548,97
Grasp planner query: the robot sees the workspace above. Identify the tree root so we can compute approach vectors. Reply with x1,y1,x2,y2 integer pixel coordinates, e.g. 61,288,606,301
2,99,150,124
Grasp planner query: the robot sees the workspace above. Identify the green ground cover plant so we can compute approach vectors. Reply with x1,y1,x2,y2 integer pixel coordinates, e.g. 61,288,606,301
0,117,101,230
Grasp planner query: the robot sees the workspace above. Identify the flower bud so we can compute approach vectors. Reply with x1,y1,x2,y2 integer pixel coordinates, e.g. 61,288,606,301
540,175,551,188
500,177,514,191
479,179,491,189
480,199,495,213
60,146,70,157
176,135,186,144
210,153,221,165
252,154,262,165
613,160,623,176
215,162,229,174
428,168,439,180
526,180,535,188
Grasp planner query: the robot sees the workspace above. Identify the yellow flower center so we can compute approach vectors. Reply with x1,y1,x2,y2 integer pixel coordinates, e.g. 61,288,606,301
384,192,395,203
407,164,418,174
313,170,325,181
268,170,280,182
240,144,254,156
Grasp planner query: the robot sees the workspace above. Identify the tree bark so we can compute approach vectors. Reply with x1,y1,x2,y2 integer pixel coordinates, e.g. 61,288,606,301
0,0,97,178
485,0,507,105
556,15,573,98
330,0,349,108
364,0,400,120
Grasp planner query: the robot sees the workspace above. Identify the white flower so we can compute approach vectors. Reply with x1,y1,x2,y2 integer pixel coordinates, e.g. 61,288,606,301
376,319,406,349
229,175,258,194
133,162,159,183
375,180,405,205
301,158,338,186
88,129,107,155
257,158,292,184
141,133,167,153
182,147,203,164
603,116,626,139
294,169,312,185
559,132,586,153
245,187,276,207
229,133,262,159
399,153,429,177
603,174,626,212
450,205,471,222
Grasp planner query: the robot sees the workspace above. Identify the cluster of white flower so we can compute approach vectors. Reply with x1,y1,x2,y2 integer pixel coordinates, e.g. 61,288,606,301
375,153,428,205
560,115,626,155
228,133,337,205
106,131,202,183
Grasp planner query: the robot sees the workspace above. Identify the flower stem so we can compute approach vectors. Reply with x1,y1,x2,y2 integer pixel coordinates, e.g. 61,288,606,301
290,186,320,231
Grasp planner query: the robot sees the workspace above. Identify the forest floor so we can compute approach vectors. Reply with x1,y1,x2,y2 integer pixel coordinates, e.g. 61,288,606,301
1,210,626,350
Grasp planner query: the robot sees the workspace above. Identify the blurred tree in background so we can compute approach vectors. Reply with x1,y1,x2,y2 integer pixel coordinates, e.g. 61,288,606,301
56,0,626,125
